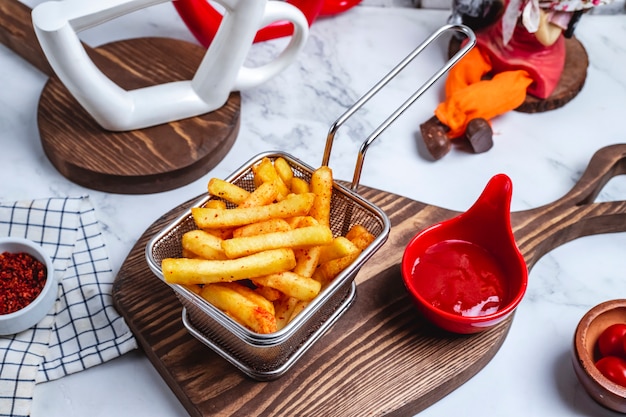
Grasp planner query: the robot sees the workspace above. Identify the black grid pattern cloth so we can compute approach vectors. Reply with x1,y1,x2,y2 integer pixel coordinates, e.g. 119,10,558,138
0,197,137,417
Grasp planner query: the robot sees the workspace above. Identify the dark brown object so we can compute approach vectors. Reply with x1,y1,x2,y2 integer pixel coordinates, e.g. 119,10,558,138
465,118,493,153
448,35,588,113
420,116,451,160
573,300,626,413
114,144,626,416
0,0,240,194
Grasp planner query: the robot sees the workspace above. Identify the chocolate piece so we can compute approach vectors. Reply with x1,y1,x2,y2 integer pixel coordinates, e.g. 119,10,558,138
465,118,493,153
420,116,451,160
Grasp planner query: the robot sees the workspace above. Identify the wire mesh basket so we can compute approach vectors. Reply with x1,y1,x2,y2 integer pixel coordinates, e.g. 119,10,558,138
145,24,475,380
146,151,389,380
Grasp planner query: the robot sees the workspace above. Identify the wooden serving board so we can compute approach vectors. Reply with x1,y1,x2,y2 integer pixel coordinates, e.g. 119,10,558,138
113,144,626,416
0,0,240,194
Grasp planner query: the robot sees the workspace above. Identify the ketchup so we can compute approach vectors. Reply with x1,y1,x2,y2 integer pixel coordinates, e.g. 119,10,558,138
410,239,506,317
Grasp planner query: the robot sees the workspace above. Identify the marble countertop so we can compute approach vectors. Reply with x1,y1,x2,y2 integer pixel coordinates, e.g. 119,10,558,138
2,1,626,416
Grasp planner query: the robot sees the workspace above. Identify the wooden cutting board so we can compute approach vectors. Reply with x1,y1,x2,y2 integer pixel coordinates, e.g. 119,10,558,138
113,144,626,416
0,0,239,194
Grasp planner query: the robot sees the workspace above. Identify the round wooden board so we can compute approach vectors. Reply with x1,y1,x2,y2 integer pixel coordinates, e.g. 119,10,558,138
37,37,241,194
448,35,588,113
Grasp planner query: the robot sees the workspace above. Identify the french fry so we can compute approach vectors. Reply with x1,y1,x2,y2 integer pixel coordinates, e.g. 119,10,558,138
253,271,321,301
252,157,290,199
273,157,293,188
309,166,333,227
162,248,296,285
291,216,319,228
222,225,333,258
348,226,376,252
312,225,376,286
200,283,277,333
290,177,310,194
208,178,250,205
203,227,234,240
181,248,200,259
254,285,282,302
181,230,227,260
317,236,360,264
346,224,370,241
226,281,275,315
288,300,309,323
285,215,318,229
233,218,291,238
274,295,299,330
205,199,227,210
293,246,322,278
251,157,273,188
238,180,279,208
312,252,360,287
192,193,315,229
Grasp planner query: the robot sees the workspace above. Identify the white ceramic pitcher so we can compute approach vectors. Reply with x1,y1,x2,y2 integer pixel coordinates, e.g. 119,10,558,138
32,0,309,131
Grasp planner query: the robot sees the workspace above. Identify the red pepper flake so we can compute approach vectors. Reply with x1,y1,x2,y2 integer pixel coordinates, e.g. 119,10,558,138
0,251,47,315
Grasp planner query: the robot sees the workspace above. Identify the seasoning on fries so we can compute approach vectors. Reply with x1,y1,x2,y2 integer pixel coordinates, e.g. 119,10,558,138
161,157,376,334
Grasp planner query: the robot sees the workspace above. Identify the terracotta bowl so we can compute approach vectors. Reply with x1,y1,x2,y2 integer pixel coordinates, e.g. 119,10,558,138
0,237,57,336
572,299,626,413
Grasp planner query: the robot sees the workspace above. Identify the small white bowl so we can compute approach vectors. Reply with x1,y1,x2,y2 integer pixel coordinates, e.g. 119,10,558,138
0,237,57,336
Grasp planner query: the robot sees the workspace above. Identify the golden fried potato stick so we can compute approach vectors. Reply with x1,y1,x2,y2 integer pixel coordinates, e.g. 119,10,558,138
273,157,294,188
318,236,360,264
254,285,282,302
313,225,376,287
181,248,200,259
238,180,279,208
252,157,290,199
285,215,318,229
192,193,315,229
162,248,296,285
251,157,273,188
346,224,370,241
253,271,321,301
225,281,275,315
181,230,227,260
222,225,333,258
274,295,299,330
233,218,291,238
200,282,277,334
312,252,359,288
293,246,322,278
203,227,234,240
290,177,310,194
347,227,376,253
288,300,309,323
205,199,227,210
208,178,250,205
309,166,333,227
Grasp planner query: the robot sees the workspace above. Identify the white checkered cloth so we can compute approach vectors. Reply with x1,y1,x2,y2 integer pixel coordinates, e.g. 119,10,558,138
0,197,137,417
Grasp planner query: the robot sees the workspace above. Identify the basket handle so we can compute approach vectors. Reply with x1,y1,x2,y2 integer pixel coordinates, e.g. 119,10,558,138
321,24,476,191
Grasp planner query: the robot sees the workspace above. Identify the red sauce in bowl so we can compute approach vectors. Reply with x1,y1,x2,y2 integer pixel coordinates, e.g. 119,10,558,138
409,239,506,317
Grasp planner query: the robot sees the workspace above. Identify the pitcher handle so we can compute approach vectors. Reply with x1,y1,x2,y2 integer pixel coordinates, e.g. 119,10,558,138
32,0,308,131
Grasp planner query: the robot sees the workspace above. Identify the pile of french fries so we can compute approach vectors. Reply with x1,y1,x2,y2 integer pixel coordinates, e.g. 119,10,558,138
161,157,375,334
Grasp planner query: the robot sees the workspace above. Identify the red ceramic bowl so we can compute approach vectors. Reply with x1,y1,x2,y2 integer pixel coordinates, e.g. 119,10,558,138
401,174,528,334
572,299,626,413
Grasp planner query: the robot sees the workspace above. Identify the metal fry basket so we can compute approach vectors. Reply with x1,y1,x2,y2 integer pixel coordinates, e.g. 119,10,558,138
145,24,475,381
